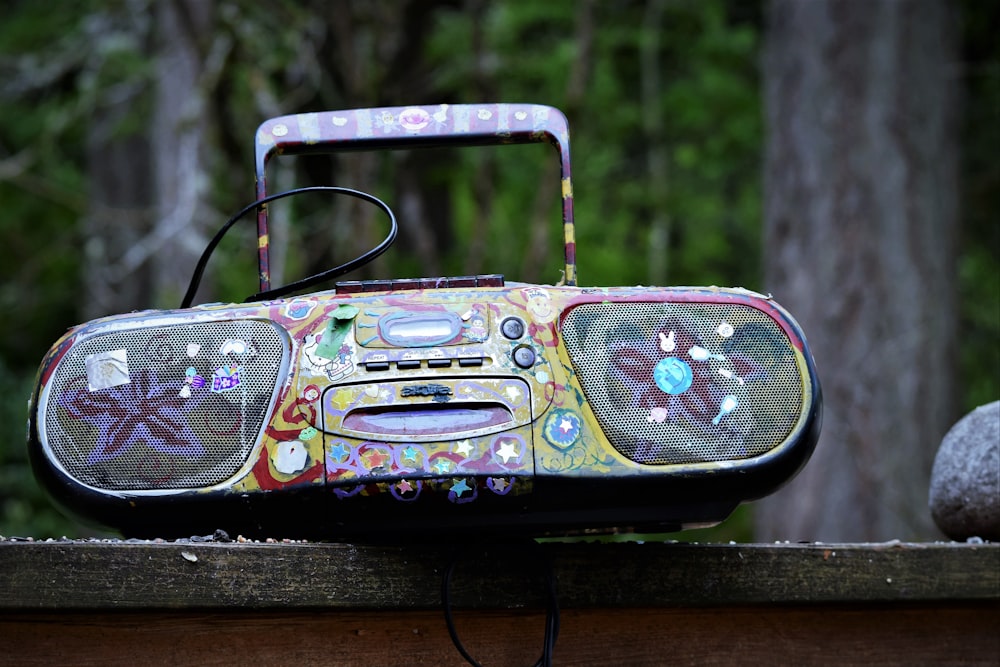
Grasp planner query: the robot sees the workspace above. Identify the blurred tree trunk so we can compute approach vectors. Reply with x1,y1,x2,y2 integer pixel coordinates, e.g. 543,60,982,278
82,1,216,314
82,11,154,321
149,0,215,306
83,89,153,320
756,0,960,541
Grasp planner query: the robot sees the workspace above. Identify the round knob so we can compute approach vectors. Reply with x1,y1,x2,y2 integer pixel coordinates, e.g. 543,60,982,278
512,345,536,369
500,317,525,340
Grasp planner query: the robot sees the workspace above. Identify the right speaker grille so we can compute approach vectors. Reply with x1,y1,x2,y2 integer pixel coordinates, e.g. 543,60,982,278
561,302,804,465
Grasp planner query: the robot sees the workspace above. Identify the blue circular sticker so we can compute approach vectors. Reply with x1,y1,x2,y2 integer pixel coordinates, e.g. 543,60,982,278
654,357,693,395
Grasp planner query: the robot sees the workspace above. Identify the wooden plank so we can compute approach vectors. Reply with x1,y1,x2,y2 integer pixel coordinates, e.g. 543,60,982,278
0,541,996,610
1,605,997,666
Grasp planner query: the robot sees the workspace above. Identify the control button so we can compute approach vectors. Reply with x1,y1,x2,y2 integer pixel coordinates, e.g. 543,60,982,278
458,357,484,367
365,361,390,372
427,358,452,368
500,317,525,340
512,346,536,369
397,359,421,370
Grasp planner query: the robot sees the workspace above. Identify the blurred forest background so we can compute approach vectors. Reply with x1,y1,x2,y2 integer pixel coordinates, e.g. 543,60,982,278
1,0,996,541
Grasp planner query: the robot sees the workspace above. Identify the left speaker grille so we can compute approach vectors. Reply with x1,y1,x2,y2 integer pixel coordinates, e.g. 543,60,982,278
43,319,287,490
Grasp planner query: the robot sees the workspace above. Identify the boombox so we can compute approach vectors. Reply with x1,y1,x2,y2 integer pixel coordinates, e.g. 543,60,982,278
28,103,821,539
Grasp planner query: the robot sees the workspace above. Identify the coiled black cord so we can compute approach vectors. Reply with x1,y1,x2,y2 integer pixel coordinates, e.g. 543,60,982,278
181,185,397,308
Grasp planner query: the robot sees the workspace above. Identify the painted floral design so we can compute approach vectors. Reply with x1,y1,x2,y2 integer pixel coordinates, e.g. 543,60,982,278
59,370,205,464
608,319,763,433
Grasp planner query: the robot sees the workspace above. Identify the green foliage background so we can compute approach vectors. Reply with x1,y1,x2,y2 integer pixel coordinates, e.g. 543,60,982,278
0,0,996,540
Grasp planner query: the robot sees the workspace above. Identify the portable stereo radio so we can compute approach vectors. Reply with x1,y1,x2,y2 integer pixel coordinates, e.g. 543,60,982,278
27,103,821,539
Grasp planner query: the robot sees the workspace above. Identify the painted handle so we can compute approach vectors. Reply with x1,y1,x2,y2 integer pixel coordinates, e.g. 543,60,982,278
253,103,577,292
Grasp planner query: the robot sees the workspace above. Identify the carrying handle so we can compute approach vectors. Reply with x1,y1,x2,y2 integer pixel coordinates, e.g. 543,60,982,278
253,103,577,293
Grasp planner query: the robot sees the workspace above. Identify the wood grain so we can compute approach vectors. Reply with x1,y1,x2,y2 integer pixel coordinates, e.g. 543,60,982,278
1,541,996,665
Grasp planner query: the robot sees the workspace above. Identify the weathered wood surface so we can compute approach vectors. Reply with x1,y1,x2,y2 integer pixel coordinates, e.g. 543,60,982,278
0,541,997,665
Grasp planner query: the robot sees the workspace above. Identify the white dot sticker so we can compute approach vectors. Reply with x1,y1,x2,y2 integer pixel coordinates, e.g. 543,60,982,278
717,322,734,338
272,123,288,137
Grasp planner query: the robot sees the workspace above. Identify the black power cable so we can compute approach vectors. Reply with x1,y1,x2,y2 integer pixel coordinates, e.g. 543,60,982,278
181,186,398,309
442,540,560,666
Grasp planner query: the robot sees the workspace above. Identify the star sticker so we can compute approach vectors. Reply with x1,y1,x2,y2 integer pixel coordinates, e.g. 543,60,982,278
491,477,509,492
495,440,519,464
559,418,574,434
364,449,390,470
402,446,419,463
328,389,354,411
451,479,471,497
434,458,452,474
504,385,522,402
329,443,350,463
397,479,414,494
455,439,473,456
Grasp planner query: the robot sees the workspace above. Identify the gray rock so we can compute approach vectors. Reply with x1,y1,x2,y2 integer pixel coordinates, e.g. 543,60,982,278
929,401,1000,541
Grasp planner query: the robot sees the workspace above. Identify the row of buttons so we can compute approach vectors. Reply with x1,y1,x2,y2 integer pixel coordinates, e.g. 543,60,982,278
363,357,485,372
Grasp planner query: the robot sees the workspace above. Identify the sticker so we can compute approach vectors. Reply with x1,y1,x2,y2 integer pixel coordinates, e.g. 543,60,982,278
219,339,252,356
514,111,528,121
302,333,355,382
688,345,726,362
328,442,350,463
523,288,556,323
717,322,735,338
399,107,430,131
477,108,493,120
647,407,668,424
433,104,449,123
186,343,201,358
271,123,288,137
448,478,478,504
390,479,422,502
331,115,348,127
455,440,474,457
654,357,693,395
712,395,739,425
298,426,318,441
718,368,746,385
464,314,488,342
494,439,520,464
273,440,308,474
659,330,676,353
543,409,581,449
363,448,390,471
487,477,514,495
316,304,360,359
85,349,130,392
210,366,242,393
298,113,320,142
284,300,316,321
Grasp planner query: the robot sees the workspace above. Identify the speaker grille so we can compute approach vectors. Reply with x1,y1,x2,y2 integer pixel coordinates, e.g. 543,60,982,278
562,302,803,464
42,319,287,490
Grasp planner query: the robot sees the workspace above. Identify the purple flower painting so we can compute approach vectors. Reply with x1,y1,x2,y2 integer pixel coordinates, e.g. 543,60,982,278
59,369,205,465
